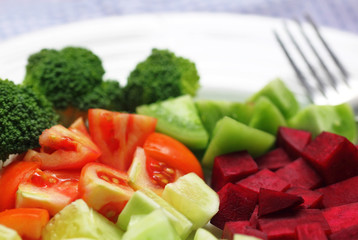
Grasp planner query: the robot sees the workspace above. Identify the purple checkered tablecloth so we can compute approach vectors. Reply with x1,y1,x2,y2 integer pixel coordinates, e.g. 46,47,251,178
1,0,358,41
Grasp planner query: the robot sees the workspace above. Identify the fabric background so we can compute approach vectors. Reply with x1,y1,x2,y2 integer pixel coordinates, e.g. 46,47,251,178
1,0,358,41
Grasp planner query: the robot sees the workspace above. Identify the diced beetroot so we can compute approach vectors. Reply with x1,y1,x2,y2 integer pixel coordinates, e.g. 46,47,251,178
255,148,292,171
301,131,358,185
275,158,323,190
258,209,331,240
223,221,267,240
249,205,259,228
322,202,358,234
277,126,311,159
236,169,291,194
211,151,258,191
258,188,304,217
211,183,258,230
285,187,323,209
223,221,250,240
329,225,358,240
316,176,358,208
244,227,268,240
295,223,328,240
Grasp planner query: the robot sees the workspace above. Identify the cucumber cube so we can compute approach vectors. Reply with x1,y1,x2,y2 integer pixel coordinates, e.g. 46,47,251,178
122,209,180,240
117,188,193,239
0,224,21,240
42,199,123,240
162,173,219,229
233,234,261,240
202,116,275,168
194,228,219,240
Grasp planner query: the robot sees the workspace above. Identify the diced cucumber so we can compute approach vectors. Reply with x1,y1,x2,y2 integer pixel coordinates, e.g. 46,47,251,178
249,96,287,135
195,99,254,137
136,95,209,149
233,234,261,240
246,78,299,119
0,224,21,240
194,228,219,240
162,173,219,230
116,188,193,239
122,209,180,240
202,117,275,168
288,103,357,143
42,199,123,240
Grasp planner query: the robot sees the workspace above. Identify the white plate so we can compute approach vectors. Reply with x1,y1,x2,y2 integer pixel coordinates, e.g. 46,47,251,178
1,13,358,103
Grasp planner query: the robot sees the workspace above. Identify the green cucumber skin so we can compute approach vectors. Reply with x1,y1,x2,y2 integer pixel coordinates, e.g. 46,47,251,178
202,116,275,168
288,103,357,144
247,78,299,119
136,95,209,149
195,99,254,137
249,96,287,135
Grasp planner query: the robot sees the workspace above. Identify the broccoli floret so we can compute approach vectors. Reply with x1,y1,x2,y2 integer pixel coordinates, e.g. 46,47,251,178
123,48,200,112
77,80,124,112
0,79,58,161
23,46,124,125
23,46,105,110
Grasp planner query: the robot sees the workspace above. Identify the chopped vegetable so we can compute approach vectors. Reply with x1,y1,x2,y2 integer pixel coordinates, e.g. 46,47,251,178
23,47,123,125
0,79,58,161
124,48,200,112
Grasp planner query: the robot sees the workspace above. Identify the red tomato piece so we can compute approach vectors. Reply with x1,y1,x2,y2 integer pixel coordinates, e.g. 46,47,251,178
127,147,184,196
146,156,177,188
69,117,90,137
143,132,204,179
0,208,49,240
23,125,101,170
88,109,157,171
16,169,80,216
79,162,135,222
0,161,40,211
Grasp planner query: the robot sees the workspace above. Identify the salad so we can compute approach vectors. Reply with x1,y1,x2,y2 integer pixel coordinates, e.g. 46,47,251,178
0,46,358,240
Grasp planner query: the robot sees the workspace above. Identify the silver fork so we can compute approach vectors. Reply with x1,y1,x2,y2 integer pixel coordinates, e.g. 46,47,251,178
273,15,358,117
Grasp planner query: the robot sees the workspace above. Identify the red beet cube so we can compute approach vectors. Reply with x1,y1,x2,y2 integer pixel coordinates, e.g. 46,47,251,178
285,187,323,209
258,209,331,240
301,131,358,184
255,148,292,171
322,202,358,234
223,221,267,240
211,151,258,191
329,225,358,240
277,126,312,159
211,183,258,229
236,169,291,194
222,221,250,240
258,188,303,217
316,176,358,208
275,158,323,189
296,223,328,240
249,205,259,228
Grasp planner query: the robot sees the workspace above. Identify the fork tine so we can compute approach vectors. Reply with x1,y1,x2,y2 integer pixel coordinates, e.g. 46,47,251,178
283,20,327,97
273,30,314,102
294,18,339,90
305,14,350,84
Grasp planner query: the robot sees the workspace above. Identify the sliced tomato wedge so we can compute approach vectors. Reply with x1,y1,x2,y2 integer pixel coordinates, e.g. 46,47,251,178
23,125,101,170
127,147,184,195
0,208,49,240
88,109,157,171
79,162,135,222
0,161,40,211
69,117,90,137
16,169,80,216
143,132,204,179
